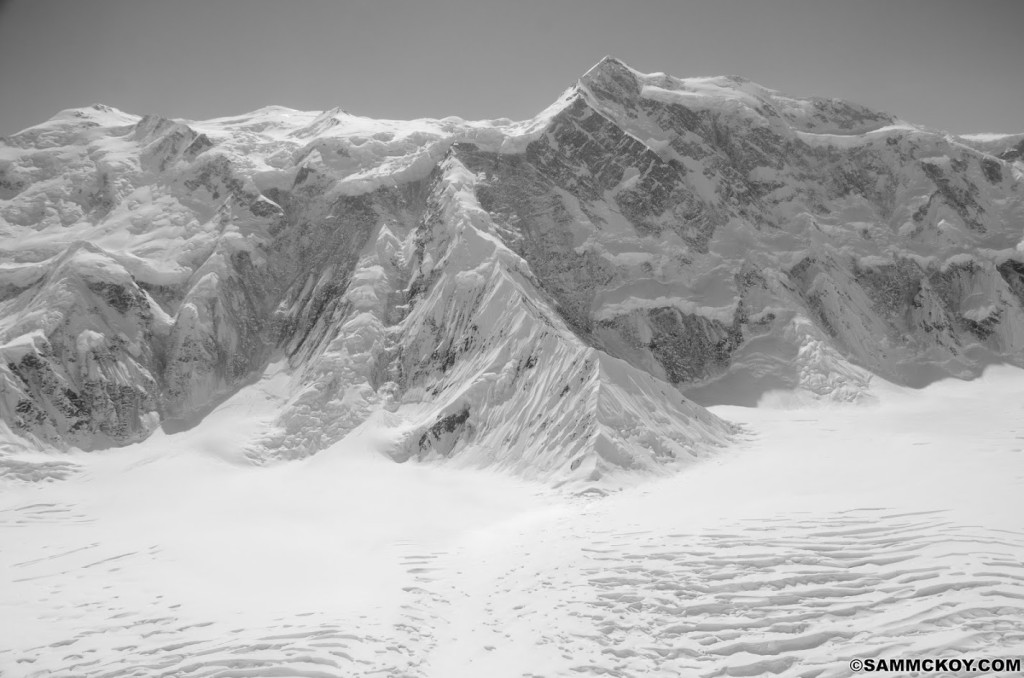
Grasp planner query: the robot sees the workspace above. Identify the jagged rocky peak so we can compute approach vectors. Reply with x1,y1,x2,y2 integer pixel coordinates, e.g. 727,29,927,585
578,56,643,102
1,58,1022,482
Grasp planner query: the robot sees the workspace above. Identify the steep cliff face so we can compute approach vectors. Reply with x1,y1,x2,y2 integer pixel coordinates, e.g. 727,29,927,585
1,58,1022,478
0,243,160,447
550,59,1024,401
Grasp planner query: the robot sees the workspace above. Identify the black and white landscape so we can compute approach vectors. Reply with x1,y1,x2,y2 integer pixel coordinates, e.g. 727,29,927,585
1,56,1023,677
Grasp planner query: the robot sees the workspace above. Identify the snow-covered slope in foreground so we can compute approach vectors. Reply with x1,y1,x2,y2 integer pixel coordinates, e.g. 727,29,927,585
2,365,1022,677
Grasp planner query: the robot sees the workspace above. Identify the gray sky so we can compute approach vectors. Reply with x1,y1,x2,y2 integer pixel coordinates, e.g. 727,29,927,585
1,0,1021,136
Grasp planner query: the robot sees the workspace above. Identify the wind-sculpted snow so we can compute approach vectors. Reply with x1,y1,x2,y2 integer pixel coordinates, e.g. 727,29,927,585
6,508,1021,678
0,57,1023,472
2,367,1022,677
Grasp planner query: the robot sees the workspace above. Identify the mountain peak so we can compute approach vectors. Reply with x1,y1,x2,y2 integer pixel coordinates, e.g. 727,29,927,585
571,60,903,137
581,55,634,77
578,56,642,104
580,55,640,83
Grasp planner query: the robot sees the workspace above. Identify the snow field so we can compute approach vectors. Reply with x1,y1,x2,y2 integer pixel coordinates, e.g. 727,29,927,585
1,366,1023,677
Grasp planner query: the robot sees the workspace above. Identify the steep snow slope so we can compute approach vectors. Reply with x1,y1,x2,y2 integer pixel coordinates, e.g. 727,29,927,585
1,57,1022,472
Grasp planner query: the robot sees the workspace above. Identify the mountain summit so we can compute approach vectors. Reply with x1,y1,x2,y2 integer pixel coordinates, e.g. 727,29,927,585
1,58,1022,482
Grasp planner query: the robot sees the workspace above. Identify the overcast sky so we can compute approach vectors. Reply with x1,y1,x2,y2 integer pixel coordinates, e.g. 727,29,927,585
1,0,1021,136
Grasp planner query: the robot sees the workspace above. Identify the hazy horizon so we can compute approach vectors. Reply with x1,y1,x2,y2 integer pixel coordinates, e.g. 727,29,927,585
1,0,1022,136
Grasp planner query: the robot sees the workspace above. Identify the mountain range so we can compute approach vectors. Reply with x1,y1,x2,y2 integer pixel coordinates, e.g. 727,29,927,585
2,56,1022,483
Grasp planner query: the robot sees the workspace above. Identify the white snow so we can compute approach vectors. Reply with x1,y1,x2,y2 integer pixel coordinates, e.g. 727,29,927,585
2,58,1024,675
641,81,762,110
2,366,1022,676
958,132,1019,142
794,123,919,147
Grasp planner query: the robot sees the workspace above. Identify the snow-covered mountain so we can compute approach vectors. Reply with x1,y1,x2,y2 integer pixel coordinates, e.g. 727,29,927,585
2,57,1022,480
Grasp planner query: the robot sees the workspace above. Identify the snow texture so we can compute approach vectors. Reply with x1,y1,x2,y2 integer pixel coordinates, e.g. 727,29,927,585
0,365,1022,676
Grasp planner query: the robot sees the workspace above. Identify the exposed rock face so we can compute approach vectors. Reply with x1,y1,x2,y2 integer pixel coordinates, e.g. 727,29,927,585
1,58,1022,479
